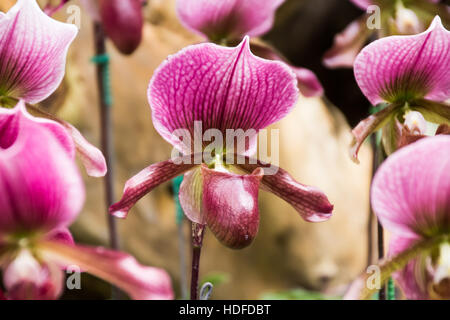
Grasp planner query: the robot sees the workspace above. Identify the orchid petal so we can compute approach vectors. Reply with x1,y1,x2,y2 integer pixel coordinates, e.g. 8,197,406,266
0,103,84,234
371,135,450,238
232,155,333,222
179,167,204,224
25,103,107,177
201,165,263,249
389,235,430,300
0,0,77,103
110,155,199,218
148,37,298,155
354,16,450,105
39,241,174,300
3,249,63,300
350,103,397,163
250,42,323,97
412,99,450,126
176,0,284,41
323,15,372,69
98,0,143,55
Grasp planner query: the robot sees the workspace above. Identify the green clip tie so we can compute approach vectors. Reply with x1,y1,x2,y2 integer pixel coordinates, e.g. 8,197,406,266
91,53,113,107
172,175,185,225
387,277,396,300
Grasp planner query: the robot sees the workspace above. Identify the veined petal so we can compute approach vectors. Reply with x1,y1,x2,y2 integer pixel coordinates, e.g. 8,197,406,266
179,167,204,224
371,135,450,238
201,165,263,249
148,37,298,155
110,155,199,218
176,0,284,41
0,0,78,103
250,42,323,97
354,16,450,105
323,15,372,69
0,103,84,234
38,241,174,300
232,155,333,222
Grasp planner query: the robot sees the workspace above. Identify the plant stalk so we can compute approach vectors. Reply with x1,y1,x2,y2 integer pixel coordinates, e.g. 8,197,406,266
190,223,206,300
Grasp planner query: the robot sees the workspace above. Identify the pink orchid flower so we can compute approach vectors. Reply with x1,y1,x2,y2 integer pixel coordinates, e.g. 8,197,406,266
345,135,450,300
324,0,449,68
110,38,333,249
80,0,144,55
0,0,107,177
0,102,173,300
176,0,324,97
350,16,450,162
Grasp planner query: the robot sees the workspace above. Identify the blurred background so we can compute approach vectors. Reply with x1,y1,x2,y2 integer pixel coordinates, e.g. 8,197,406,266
2,0,381,299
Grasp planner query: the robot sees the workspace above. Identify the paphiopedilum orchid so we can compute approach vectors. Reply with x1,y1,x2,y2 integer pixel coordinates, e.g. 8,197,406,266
0,0,107,177
176,0,324,97
345,136,450,300
80,0,144,55
110,38,333,249
0,102,173,300
324,0,449,68
350,16,450,162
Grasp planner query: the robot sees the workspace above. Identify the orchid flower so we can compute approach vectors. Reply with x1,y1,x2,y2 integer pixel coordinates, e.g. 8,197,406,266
110,38,333,249
345,135,450,300
0,0,107,177
349,16,450,162
0,102,173,300
176,0,324,97
324,0,449,68
80,0,144,55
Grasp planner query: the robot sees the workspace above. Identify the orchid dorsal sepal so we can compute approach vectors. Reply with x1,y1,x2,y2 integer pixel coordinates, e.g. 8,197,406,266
345,234,448,300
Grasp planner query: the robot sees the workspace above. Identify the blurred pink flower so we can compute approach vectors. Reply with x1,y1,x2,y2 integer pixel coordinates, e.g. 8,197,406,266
0,0,106,177
80,0,144,55
324,0,449,68
110,38,333,249
349,16,450,162
176,0,323,97
0,102,173,300
372,136,450,299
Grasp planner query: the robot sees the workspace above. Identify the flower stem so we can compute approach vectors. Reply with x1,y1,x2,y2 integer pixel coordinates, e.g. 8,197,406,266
93,22,120,299
190,223,206,300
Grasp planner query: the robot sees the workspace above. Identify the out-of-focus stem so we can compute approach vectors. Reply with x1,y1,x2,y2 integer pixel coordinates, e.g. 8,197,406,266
190,223,206,300
93,22,120,299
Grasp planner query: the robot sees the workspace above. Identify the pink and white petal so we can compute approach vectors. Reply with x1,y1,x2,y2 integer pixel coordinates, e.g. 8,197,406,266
323,15,372,69
110,155,199,218
233,155,333,222
38,241,174,300
0,0,78,103
354,16,450,105
371,135,450,238
0,103,84,234
148,37,298,154
44,227,75,246
176,0,284,41
3,249,64,300
201,165,263,249
63,123,107,177
250,42,323,97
